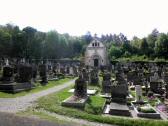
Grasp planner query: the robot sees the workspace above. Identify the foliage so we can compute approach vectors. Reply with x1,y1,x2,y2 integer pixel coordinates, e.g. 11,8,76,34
0,24,85,60
109,45,122,59
155,33,168,58
0,24,168,61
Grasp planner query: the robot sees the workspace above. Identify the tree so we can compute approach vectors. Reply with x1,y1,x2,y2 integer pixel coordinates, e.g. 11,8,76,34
121,41,132,54
155,33,168,58
109,45,122,59
22,26,37,59
44,31,60,59
140,38,149,55
0,29,12,57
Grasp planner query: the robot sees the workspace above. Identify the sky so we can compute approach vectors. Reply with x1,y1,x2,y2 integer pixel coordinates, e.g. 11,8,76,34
0,0,168,39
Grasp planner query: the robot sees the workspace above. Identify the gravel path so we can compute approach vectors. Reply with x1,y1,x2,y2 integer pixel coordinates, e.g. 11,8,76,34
0,79,75,113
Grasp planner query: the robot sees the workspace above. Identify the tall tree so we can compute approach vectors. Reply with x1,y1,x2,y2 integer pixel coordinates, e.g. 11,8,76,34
155,33,168,58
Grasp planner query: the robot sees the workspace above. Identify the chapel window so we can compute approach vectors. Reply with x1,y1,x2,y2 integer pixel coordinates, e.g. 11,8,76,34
97,43,99,47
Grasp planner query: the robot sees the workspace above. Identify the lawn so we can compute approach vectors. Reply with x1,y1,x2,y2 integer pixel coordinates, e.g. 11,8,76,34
19,109,82,126
28,87,168,126
0,78,74,98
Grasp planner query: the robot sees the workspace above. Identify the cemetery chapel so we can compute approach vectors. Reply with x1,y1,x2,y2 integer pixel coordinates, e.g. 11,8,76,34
85,35,109,67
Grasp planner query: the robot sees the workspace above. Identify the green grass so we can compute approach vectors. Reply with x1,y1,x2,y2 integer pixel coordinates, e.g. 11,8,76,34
30,87,168,126
0,78,73,98
19,109,86,126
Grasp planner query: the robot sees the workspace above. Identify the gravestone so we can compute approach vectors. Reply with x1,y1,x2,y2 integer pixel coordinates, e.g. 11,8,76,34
89,68,99,85
74,72,87,98
107,73,130,116
150,72,159,82
56,63,61,73
60,67,65,74
65,65,70,75
52,65,57,77
150,80,164,95
111,73,128,103
15,64,32,83
82,68,89,82
0,64,33,93
135,85,143,103
73,66,78,76
165,84,168,99
0,66,14,83
39,64,48,85
69,66,74,76
32,64,37,82
163,72,168,83
102,72,111,93
62,68,88,108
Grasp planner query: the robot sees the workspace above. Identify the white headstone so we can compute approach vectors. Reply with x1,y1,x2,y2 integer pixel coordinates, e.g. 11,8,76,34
135,85,143,102
150,72,159,82
57,63,60,73
154,72,159,80
69,67,74,75
6,59,9,66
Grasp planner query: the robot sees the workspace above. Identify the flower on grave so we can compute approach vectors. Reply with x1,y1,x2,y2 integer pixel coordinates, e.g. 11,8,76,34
148,95,155,100
156,104,167,112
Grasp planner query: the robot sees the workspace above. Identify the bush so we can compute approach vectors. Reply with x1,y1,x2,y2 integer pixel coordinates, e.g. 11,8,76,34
109,45,122,59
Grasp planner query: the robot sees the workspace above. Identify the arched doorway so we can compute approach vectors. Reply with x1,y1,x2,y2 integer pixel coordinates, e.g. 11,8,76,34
94,59,99,67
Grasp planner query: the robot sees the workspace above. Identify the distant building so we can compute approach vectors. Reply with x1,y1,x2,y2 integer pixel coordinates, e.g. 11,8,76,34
85,37,109,67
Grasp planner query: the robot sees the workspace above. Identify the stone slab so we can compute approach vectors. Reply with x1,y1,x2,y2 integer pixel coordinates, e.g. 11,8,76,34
104,102,131,116
99,93,111,98
61,95,89,108
0,82,32,93
68,89,97,95
131,103,161,119
110,102,129,111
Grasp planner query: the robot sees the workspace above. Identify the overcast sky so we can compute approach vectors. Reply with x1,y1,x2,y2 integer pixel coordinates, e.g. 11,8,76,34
0,0,168,39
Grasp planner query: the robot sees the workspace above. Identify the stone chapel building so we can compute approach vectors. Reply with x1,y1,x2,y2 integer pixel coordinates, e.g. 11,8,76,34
85,37,109,67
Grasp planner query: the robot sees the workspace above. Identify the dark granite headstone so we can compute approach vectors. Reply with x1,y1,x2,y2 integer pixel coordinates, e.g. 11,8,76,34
165,84,168,99
102,72,111,93
1,66,14,82
89,69,99,84
111,73,128,103
39,64,48,85
74,71,87,98
16,64,32,83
